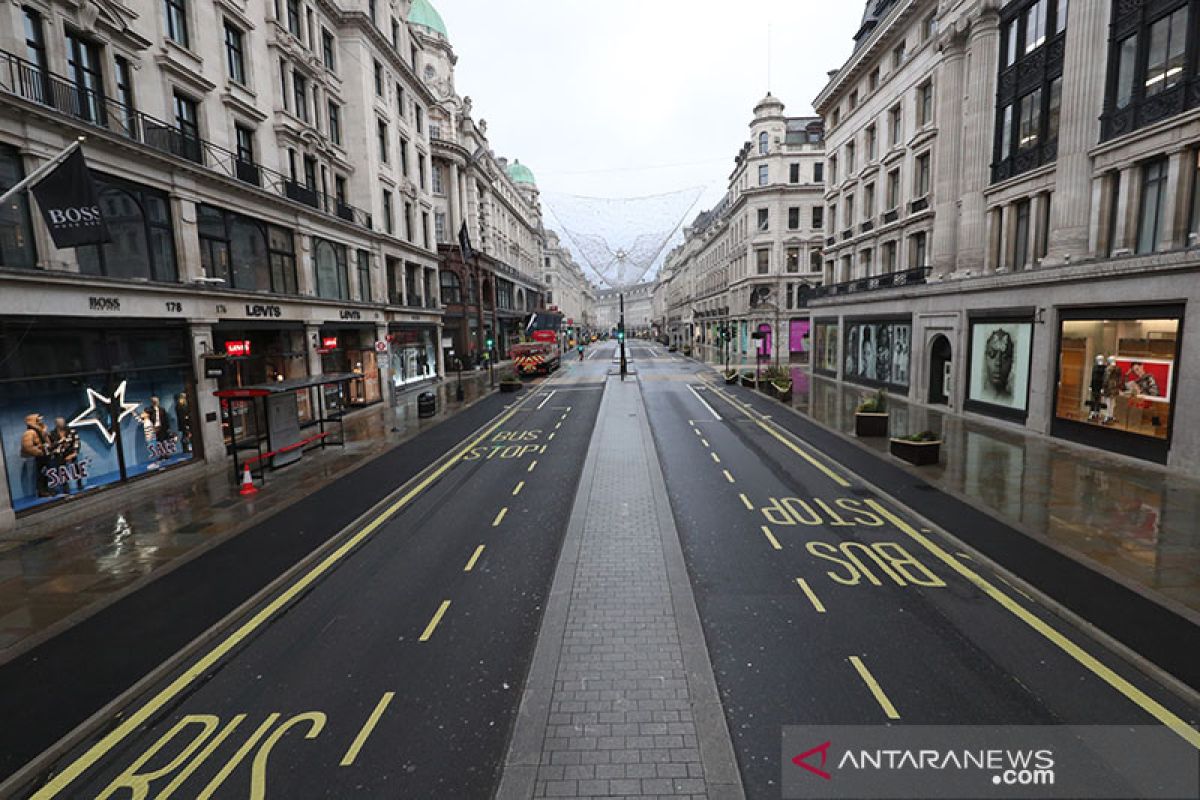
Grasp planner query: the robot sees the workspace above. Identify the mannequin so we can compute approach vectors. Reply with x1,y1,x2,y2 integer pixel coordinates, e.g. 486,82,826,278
1088,355,1106,421
1102,355,1121,424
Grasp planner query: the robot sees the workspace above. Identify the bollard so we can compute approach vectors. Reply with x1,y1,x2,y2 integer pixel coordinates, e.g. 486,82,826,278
417,391,437,418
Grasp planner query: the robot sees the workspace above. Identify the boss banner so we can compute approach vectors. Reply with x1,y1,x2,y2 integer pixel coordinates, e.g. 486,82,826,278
30,146,110,248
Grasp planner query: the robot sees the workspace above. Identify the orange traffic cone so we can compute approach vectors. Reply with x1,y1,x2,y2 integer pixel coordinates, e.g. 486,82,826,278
239,464,257,496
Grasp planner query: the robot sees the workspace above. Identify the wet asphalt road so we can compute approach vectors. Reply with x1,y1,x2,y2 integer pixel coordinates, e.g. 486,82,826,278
16,360,605,799
636,350,1200,799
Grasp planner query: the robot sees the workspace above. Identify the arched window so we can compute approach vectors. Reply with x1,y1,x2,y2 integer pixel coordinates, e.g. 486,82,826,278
758,131,769,154
77,174,177,282
516,288,525,311
439,270,461,304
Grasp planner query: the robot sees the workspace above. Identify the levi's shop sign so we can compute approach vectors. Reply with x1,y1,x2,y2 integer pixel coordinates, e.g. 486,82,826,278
225,340,251,357
321,336,339,350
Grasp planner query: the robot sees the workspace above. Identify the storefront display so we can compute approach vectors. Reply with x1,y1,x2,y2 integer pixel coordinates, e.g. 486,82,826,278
320,327,381,407
1052,307,1182,463
966,318,1034,420
788,319,811,363
389,326,438,392
214,326,311,447
0,320,197,514
814,320,839,374
842,319,911,388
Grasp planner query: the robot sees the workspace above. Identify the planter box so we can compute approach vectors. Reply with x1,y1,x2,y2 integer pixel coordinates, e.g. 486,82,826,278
771,382,793,402
890,438,942,466
740,375,757,388
499,381,522,393
723,372,739,385
854,412,890,438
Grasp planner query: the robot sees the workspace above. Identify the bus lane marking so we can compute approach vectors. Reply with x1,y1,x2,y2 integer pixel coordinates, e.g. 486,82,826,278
739,493,753,510
795,578,827,613
687,384,722,420
30,397,532,798
865,498,1200,750
492,508,508,527
339,692,396,767
849,656,900,720
464,545,485,572
722,470,735,484
761,525,783,551
419,601,451,642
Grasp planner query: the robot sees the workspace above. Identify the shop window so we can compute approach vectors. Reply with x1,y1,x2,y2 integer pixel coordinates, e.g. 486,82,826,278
1054,312,1181,457
197,204,297,294
77,173,177,282
313,237,349,300
216,327,312,445
965,318,1035,421
0,144,37,269
842,320,912,388
388,326,438,390
814,321,839,373
0,321,197,514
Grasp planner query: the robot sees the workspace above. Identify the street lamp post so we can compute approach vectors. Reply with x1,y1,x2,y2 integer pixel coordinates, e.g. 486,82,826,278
618,291,627,380
456,355,464,402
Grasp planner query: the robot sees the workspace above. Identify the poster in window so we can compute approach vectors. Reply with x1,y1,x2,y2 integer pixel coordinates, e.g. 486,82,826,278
968,321,1033,412
842,321,911,386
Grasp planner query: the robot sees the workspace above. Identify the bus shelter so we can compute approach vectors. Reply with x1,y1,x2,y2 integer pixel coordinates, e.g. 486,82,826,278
213,372,355,487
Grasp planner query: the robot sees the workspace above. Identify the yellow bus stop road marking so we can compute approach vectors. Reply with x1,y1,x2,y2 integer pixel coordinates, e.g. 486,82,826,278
527,460,538,473
339,692,396,766
512,481,525,496
492,507,508,527
722,470,735,484
710,452,721,464
849,655,900,720
419,601,452,642
739,493,753,510
28,397,530,798
866,498,1200,750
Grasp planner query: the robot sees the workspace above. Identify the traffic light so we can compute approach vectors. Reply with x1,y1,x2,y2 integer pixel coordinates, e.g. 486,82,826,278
616,330,624,341
485,337,494,349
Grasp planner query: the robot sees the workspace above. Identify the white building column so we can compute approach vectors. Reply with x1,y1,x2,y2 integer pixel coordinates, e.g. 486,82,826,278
1046,0,1111,263
1159,148,1190,252
954,7,1001,275
304,322,323,377
448,162,462,232
932,27,968,278
376,322,394,407
188,322,228,466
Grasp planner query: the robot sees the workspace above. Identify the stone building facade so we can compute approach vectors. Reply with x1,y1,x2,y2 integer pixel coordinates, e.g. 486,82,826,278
0,0,526,531
659,95,826,364
542,231,596,335
810,0,1200,473
595,282,655,335
414,2,548,365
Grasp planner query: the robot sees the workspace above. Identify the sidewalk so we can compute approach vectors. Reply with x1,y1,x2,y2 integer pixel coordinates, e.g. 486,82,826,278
0,371,500,660
499,376,742,800
695,349,1200,620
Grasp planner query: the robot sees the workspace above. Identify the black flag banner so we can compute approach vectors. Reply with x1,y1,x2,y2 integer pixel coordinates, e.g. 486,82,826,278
458,221,475,262
30,147,110,248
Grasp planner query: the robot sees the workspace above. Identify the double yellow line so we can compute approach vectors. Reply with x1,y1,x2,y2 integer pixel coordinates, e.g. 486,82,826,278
32,390,538,797
701,379,1200,751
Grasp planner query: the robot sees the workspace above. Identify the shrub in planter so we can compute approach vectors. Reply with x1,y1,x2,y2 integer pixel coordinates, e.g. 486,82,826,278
682,346,693,356
889,430,942,465
740,371,757,388
770,380,793,401
723,369,739,385
854,389,889,437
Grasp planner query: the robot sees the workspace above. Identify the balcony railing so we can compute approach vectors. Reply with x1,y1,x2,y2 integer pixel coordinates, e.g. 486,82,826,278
810,266,931,300
0,51,373,229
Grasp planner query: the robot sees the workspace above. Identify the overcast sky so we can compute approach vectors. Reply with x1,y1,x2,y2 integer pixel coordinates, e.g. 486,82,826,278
435,0,865,279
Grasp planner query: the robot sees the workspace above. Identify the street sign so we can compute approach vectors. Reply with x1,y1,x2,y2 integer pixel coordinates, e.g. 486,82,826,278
375,340,388,353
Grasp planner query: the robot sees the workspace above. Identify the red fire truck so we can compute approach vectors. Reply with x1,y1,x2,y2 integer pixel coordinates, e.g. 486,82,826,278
511,312,563,376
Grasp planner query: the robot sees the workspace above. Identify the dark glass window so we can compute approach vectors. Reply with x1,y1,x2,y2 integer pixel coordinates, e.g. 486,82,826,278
322,29,336,71
328,102,341,145
788,207,800,229
314,238,349,300
235,125,255,164
0,144,36,269
114,56,135,132
440,270,461,304
356,250,372,302
164,0,189,47
992,0,1067,182
77,173,177,282
286,0,301,37
1137,158,1169,254
1014,199,1031,268
198,204,297,294
65,31,104,124
1103,2,1197,140
789,163,800,183
292,71,308,121
224,21,245,84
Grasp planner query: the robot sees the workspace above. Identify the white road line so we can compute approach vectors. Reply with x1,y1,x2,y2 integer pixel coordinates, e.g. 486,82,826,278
687,384,722,421
537,390,556,410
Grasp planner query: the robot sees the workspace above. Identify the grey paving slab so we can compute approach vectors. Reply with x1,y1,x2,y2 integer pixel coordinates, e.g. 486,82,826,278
497,376,744,799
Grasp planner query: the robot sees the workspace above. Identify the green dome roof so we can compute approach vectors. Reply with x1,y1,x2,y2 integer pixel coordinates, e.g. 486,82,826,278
507,160,536,186
408,0,448,37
